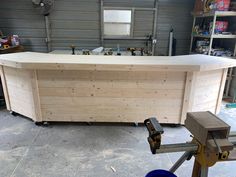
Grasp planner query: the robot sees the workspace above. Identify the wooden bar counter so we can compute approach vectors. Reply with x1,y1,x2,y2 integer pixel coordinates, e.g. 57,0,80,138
0,52,235,124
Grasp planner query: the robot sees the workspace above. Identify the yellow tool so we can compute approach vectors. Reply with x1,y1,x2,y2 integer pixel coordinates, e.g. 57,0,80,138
3,44,10,49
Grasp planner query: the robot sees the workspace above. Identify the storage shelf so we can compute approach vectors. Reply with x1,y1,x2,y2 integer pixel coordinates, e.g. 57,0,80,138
192,34,211,38
212,34,236,38
190,51,236,59
193,11,236,17
192,34,236,39
190,10,236,98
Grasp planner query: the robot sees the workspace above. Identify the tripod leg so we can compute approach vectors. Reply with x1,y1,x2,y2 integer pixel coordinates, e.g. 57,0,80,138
200,166,208,177
192,160,208,177
192,159,201,177
169,151,193,173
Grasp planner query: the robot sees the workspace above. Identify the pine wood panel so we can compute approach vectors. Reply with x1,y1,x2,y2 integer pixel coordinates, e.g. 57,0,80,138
0,55,231,124
1,52,236,71
3,67,41,121
0,66,11,110
4,67,36,119
40,97,183,107
38,70,185,123
37,70,186,80
41,97,181,123
180,71,197,124
192,69,223,112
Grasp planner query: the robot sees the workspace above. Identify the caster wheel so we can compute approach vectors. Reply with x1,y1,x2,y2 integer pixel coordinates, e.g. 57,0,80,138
10,111,18,116
42,121,50,126
35,121,50,126
169,124,181,128
35,122,43,126
86,122,92,126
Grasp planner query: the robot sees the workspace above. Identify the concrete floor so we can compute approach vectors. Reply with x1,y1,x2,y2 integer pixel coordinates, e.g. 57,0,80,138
0,104,236,177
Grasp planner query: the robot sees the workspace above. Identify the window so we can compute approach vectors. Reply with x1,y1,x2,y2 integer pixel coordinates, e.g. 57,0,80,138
103,10,132,37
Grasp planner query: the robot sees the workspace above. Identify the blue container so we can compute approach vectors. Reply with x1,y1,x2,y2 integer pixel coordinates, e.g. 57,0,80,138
146,170,177,177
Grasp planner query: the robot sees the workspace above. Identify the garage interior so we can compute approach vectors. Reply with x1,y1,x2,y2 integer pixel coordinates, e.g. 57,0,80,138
1,0,236,177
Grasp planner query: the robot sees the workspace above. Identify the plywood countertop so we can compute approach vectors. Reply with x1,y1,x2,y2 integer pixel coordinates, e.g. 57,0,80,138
0,52,236,71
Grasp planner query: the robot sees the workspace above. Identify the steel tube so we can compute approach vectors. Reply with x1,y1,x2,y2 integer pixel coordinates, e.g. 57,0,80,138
156,143,198,154
169,151,193,173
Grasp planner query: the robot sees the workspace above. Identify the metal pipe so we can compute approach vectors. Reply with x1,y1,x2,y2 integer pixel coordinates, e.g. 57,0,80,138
100,0,104,46
131,8,135,38
168,29,173,56
208,14,217,55
156,143,198,154
200,166,209,177
44,15,51,52
152,0,158,56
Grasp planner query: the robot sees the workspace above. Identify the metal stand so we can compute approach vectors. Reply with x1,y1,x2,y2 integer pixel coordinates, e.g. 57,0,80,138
191,160,208,177
169,151,193,173
169,151,208,177
144,114,236,177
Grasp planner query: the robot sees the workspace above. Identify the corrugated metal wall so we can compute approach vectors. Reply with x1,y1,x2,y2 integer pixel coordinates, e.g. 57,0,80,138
50,0,101,50
0,0,194,55
157,0,194,55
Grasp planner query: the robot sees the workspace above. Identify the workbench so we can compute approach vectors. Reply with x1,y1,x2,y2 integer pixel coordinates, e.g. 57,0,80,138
0,52,235,124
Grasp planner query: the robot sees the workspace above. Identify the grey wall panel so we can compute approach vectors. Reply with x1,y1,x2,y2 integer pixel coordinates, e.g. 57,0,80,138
156,0,194,55
52,39,100,48
1,28,46,38
49,0,100,50
51,29,100,38
54,1,99,11
0,19,45,29
133,10,154,37
1,0,195,55
0,1,38,10
0,9,43,20
50,11,99,21
24,46,48,52
51,20,99,30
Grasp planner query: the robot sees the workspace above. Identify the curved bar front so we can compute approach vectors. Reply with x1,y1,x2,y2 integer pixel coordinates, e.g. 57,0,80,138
0,52,235,124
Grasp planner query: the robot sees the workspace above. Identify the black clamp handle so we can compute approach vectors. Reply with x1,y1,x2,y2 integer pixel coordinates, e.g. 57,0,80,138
144,117,164,154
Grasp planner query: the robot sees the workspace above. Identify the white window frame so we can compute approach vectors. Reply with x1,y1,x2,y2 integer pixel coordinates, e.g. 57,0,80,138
103,7,134,39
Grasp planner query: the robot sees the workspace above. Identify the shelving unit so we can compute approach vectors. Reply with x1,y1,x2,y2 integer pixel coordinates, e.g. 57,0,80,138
190,11,236,56
192,34,236,38
190,11,236,97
